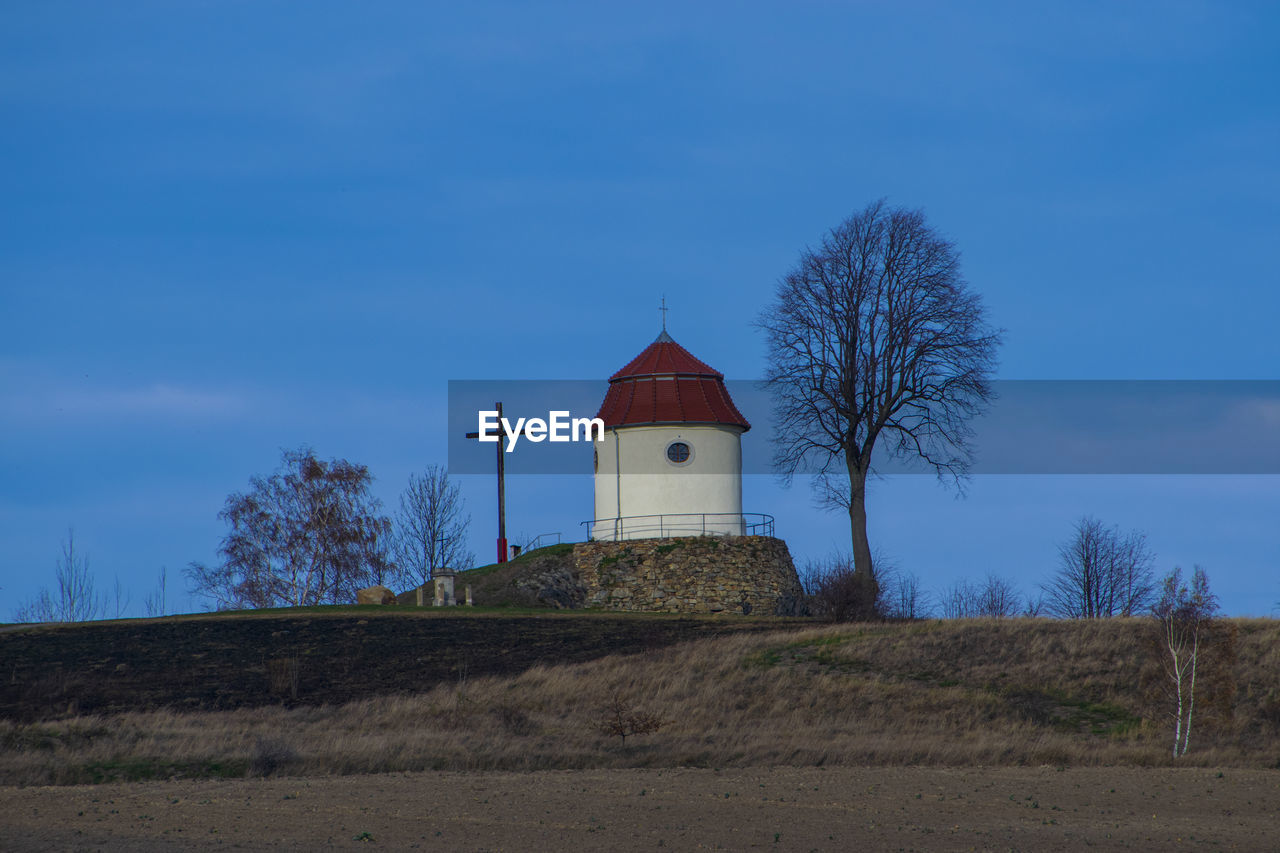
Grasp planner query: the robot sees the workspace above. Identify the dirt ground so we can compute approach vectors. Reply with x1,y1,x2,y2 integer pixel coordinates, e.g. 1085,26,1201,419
3,766,1278,851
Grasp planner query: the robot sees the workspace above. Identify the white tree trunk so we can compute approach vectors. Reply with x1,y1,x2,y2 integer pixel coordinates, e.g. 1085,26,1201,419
1165,618,1186,759
1181,630,1200,757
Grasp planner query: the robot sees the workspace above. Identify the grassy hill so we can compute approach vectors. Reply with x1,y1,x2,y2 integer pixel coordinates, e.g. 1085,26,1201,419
1,615,1277,785
0,605,798,721
390,543,581,608
454,542,581,607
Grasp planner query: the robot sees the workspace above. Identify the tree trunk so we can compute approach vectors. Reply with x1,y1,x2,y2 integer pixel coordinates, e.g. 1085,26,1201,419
1182,629,1200,757
846,463,880,620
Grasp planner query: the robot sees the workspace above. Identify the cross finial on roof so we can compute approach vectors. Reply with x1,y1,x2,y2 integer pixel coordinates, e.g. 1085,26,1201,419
660,295,668,331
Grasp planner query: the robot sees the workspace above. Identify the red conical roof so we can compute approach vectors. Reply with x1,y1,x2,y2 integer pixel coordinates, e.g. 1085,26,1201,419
609,330,723,380
596,331,750,431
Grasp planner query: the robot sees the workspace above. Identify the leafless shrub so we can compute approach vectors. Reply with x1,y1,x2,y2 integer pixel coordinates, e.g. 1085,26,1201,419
143,566,167,617
940,574,1023,619
595,694,669,744
801,554,879,621
249,735,297,777
802,551,930,620
938,581,971,619
110,575,130,619
879,566,932,620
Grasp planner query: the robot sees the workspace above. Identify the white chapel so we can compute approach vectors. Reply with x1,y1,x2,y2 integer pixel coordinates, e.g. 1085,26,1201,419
589,329,758,541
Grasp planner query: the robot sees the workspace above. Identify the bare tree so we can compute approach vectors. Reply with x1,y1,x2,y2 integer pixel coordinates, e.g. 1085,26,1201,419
1152,566,1230,758
390,465,474,591
760,200,1001,616
939,574,1022,619
12,528,103,623
187,447,393,610
976,574,1023,618
880,566,932,620
938,581,966,619
870,558,931,617
938,580,971,620
144,566,168,617
111,574,131,619
1043,516,1156,619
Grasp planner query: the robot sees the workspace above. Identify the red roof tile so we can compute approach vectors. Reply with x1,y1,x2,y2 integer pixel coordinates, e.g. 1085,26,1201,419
596,332,750,431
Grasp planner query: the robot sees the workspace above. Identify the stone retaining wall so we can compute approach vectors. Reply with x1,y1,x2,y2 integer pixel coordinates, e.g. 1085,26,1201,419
572,536,803,615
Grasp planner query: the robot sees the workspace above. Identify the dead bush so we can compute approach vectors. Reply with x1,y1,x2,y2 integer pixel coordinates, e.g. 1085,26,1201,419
801,556,879,622
595,694,669,744
491,703,536,736
249,735,297,777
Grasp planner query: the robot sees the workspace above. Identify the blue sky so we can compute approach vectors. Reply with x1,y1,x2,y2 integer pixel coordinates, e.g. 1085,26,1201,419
2,1,1278,616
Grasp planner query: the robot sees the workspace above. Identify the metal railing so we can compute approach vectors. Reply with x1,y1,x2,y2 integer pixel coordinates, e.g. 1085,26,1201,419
579,512,775,541
523,532,563,551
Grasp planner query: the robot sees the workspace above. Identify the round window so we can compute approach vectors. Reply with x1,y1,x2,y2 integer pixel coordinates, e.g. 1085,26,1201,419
666,441,691,465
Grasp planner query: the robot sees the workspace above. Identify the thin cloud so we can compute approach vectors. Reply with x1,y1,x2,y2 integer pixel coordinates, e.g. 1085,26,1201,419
1230,397,1280,428
50,384,247,418
0,371,249,424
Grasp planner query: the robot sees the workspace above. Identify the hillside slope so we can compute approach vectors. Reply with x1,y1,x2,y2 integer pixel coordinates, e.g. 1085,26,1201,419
455,543,582,608
2,617,1277,785
0,608,800,721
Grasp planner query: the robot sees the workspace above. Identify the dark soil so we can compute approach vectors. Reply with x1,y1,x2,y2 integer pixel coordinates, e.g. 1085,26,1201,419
0,609,802,722
8,766,1278,852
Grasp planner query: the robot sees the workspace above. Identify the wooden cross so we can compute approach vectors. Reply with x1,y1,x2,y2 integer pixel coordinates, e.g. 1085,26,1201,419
465,401,509,564
464,401,541,564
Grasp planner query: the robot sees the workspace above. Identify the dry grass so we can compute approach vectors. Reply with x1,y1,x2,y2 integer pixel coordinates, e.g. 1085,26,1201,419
3,618,1278,786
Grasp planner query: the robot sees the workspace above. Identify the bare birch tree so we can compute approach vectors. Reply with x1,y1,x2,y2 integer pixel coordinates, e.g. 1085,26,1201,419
1152,566,1221,758
1043,516,1156,618
760,200,1001,618
390,465,474,591
187,447,393,609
